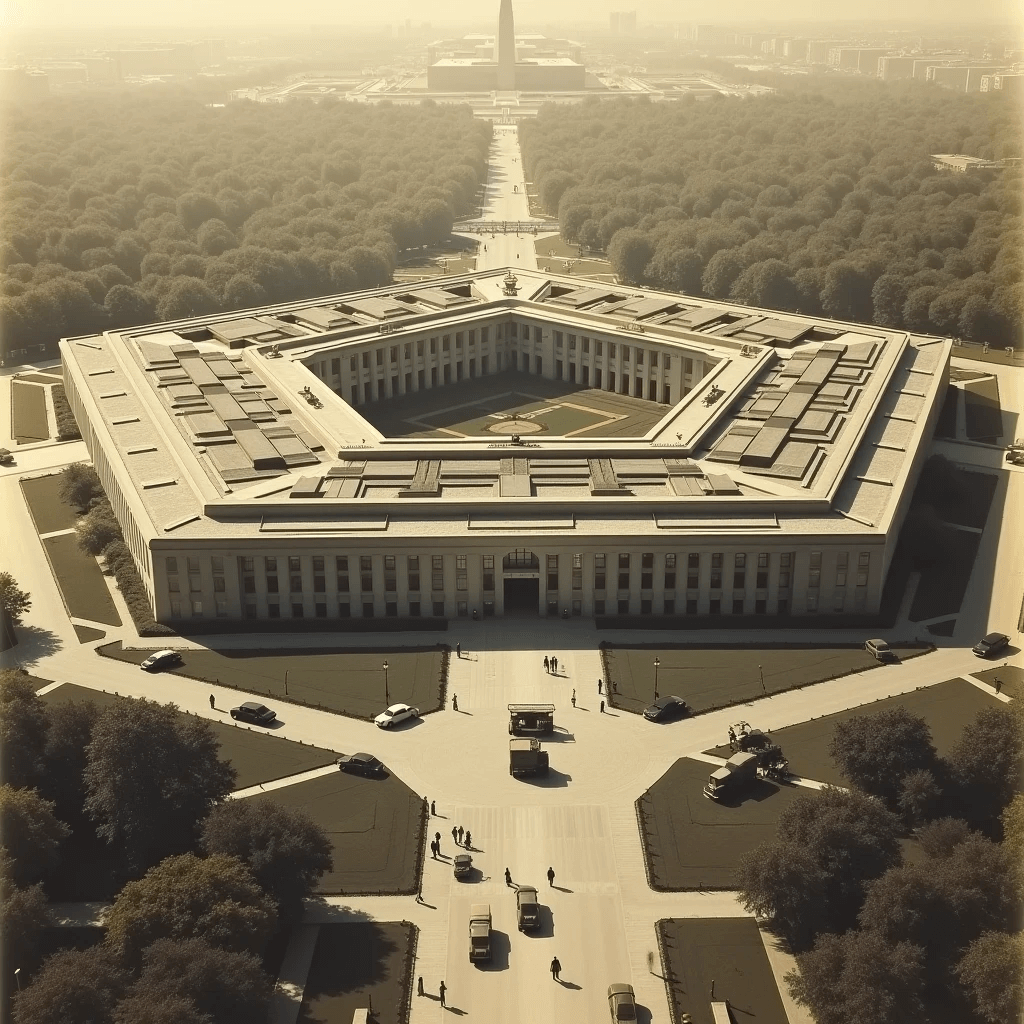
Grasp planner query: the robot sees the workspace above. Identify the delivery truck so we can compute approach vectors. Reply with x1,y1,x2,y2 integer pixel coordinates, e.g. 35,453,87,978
509,738,549,778
703,751,758,801
469,904,492,963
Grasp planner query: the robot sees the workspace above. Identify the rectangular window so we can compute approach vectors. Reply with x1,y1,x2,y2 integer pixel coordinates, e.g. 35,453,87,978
187,557,200,574
410,602,421,617
683,357,693,375
688,552,699,569
376,349,384,366
641,552,654,569
555,331,563,349
433,601,445,617
641,599,652,615
636,349,643,365
595,599,606,615
351,355,358,372
779,572,790,588
711,553,723,569
810,551,822,568
732,598,744,614
408,555,420,592
596,341,603,356
241,556,254,573
687,572,698,589
360,555,372,572
386,602,398,617
650,352,657,368
417,339,424,356
266,575,279,593
619,553,630,569
687,599,698,615
363,603,375,618
663,355,670,371
338,603,350,618
267,602,280,618
856,572,869,587
314,575,325,593
809,569,821,588
572,554,582,590
618,599,630,615
243,576,255,594
710,598,721,615
265,557,277,572
836,572,847,587
622,346,630,362
641,572,653,589
291,576,303,593
663,598,674,614
211,557,224,574
457,601,468,618
665,554,676,570
665,571,676,589
385,573,396,592
316,602,327,618
312,556,324,572
432,555,444,570
711,569,722,588
757,553,768,569
169,578,180,593
432,573,444,591
781,553,792,568
292,602,304,618
837,552,849,569
214,577,225,593
362,352,370,369
618,572,630,590
362,573,373,592
287,556,300,573
608,343,616,359
595,554,606,569
806,592,819,612
735,553,746,568
245,602,257,618
756,572,768,589
733,572,745,589
192,599,203,617
582,338,590,353
568,334,576,351
859,552,870,567
337,573,349,592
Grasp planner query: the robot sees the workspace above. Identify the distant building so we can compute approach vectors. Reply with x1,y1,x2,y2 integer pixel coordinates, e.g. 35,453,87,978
38,61,88,87
927,64,1002,92
878,56,916,81
104,44,198,78
931,153,1003,172
806,40,835,64
988,73,1023,95
784,38,809,60
0,66,49,103
78,56,119,83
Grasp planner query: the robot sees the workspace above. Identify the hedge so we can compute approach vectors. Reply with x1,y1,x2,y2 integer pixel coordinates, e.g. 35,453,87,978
101,540,174,636
52,384,81,441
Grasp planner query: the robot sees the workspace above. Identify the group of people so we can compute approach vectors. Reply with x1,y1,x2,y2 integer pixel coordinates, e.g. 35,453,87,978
543,655,559,674
451,824,472,849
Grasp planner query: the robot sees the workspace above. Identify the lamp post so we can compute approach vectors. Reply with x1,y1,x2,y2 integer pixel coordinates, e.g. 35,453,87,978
758,664,766,696
653,657,661,701
14,968,21,992
383,660,390,706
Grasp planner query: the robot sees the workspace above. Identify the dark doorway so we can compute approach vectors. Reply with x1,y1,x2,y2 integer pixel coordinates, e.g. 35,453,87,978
503,578,539,615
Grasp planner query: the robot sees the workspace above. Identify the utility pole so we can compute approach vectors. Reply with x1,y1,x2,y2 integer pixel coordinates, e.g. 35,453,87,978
383,660,390,705
653,657,661,700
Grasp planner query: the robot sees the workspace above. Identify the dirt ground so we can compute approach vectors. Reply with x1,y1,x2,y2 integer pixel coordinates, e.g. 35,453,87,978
245,771,423,895
638,757,806,890
704,677,1006,787
298,922,415,1024
21,474,79,535
42,533,121,626
99,642,446,721
658,917,789,1024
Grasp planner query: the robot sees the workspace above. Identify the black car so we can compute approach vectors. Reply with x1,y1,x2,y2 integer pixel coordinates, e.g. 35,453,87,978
972,632,1010,658
230,702,277,726
336,752,385,776
643,695,690,722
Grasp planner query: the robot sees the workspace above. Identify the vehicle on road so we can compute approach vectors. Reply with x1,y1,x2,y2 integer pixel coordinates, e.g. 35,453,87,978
509,737,549,778
704,751,759,801
865,638,897,661
140,649,183,672
973,632,1010,658
453,853,473,880
336,752,385,776
608,983,637,1021
516,885,540,931
374,703,419,728
469,904,492,962
643,695,690,722
230,702,277,726
0,448,13,464
509,703,555,735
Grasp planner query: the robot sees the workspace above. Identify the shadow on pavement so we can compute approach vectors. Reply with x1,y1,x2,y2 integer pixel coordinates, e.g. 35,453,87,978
477,930,511,972
521,768,572,788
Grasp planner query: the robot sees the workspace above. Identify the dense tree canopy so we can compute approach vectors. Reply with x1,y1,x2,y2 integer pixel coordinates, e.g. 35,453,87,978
0,670,48,788
0,783,70,886
521,84,1022,344
1,94,490,361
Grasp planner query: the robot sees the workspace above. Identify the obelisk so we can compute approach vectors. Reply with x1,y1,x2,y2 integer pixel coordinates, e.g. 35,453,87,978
496,0,516,90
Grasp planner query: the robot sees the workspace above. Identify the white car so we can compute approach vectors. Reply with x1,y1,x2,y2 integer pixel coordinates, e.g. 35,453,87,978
140,649,183,671
374,703,420,728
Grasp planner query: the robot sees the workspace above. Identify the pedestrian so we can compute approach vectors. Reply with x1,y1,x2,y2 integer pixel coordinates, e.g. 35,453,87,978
612,682,618,693
995,678,1003,694
728,726,736,748
550,957,561,981
439,980,446,1007
452,826,458,844
600,700,605,713
547,866,555,887
597,678,602,694
431,840,437,859
544,656,550,673
505,867,513,886
552,656,558,673
453,694,459,712
435,831,441,853
464,830,471,849
209,694,216,709
456,642,461,658
571,692,576,708
418,976,424,997
431,800,436,816
457,825,464,845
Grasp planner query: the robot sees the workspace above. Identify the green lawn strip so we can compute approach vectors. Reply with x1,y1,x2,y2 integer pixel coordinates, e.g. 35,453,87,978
933,386,959,439
951,343,1024,368
908,529,981,622
97,641,446,721
42,533,121,626
602,644,931,716
10,380,50,442
963,376,1002,440
658,918,789,1024
299,922,416,1024
41,683,341,790
21,473,80,534
638,757,805,890
972,664,1023,701
73,624,107,643
244,772,424,895
702,677,1005,788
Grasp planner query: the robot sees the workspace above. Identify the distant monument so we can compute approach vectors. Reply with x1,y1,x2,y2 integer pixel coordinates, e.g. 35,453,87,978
496,0,516,90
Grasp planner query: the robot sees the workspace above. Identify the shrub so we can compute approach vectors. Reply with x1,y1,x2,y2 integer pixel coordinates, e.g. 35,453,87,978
51,385,81,441
101,541,174,636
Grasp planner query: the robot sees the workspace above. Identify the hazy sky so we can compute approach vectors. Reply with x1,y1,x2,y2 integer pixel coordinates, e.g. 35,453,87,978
3,0,1021,30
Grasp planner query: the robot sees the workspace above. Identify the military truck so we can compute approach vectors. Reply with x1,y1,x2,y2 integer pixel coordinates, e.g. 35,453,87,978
509,738,549,778
516,885,540,931
469,904,492,962
508,703,555,735
703,751,758,801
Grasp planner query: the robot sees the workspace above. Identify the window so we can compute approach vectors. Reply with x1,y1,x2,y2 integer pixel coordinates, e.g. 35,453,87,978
432,553,444,591
569,334,576,351
806,592,819,612
443,336,450,351
456,333,463,349
376,349,384,366
265,557,277,572
338,603,350,617
314,574,325,593
290,575,302,593
781,553,792,569
711,568,722,589
618,571,630,590
245,602,257,618
350,355,358,372
266,575,279,593
856,571,869,587
595,599,606,615
735,553,746,568
360,555,371,571
755,599,766,614
836,572,847,587
618,599,630,614
664,598,674,614
457,601,468,618
636,349,643,365
430,338,437,354
686,599,698,615
641,599,652,614
267,602,280,618
313,556,324,572
711,553,723,568
391,346,399,362
187,557,200,574
481,326,489,343
619,553,630,569
385,555,396,570
410,602,421,617
596,341,603,356
809,570,821,588
779,572,790,589
337,571,349,592
732,598,744,614
758,553,768,569
733,571,745,589
858,552,870,567
483,554,494,592
687,571,699,589
683,357,693,375
316,602,327,618
362,352,370,369
241,557,254,573
190,575,201,593
417,339,424,356
363,603,375,618
572,554,582,590
408,555,420,591
837,552,849,569
833,592,845,612
214,577,226,593
456,554,467,591
386,602,398,617
622,346,630,362
169,577,180,593
650,352,657,368
547,554,558,592
582,338,590,353
608,343,616,359
191,600,203,617
433,601,445,617
665,554,676,589
810,551,822,568
332,357,341,376
243,576,255,594
555,331,563,349
710,599,721,615
641,552,654,569
756,571,768,589
292,603,304,618
663,355,671,371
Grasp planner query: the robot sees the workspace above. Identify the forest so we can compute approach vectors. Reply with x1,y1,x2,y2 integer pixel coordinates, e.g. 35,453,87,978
520,82,1023,345
0,94,491,362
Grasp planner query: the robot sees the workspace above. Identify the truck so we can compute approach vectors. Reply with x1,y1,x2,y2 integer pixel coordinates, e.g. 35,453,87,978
516,885,540,931
509,738,549,778
703,751,758,801
509,703,555,735
469,903,492,962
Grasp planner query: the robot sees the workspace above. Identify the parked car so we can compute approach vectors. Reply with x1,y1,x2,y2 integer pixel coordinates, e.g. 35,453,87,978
374,703,419,728
336,752,385,776
140,649,183,672
453,853,473,880
865,638,897,661
230,702,277,726
516,885,540,931
973,632,1010,658
642,695,690,722
0,448,13,464
608,983,637,1022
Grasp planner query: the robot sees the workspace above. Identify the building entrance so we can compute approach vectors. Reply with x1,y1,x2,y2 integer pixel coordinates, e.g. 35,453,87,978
503,577,539,615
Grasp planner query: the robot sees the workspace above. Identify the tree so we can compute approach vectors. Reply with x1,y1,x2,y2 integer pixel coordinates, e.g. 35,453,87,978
729,259,799,309
103,853,277,965
0,852,50,976
956,931,1024,1024
1001,793,1024,858
0,670,48,788
643,246,703,295
897,768,942,829
829,707,937,807
154,277,220,321
202,800,333,918
76,498,123,556
12,947,128,1024
57,463,103,512
105,285,155,329
111,994,208,1024
124,937,272,1024
0,572,31,628
787,930,925,1024
540,169,577,215
820,261,874,322
701,249,743,298
84,698,236,872
946,707,1023,827
40,699,101,827
607,229,654,284
0,784,70,885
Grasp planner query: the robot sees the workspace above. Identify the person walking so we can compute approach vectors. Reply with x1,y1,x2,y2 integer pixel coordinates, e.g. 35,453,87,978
544,656,550,673
505,867,513,886
452,694,459,712
728,726,737,749
418,976,424,997
600,700,605,713
457,825,464,845
452,826,458,845
431,800,436,816
464,830,471,849
439,980,446,1007
571,691,576,708
435,831,441,853
597,678,602,694
552,656,558,673
547,866,555,887
550,957,561,981
456,642,461,659
209,694,216,709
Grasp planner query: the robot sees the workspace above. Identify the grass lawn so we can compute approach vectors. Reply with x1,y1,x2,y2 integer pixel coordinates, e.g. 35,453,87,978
963,376,1002,441
638,757,806,890
952,342,1024,367
73,624,106,643
972,664,1023,701
21,474,79,535
10,380,49,442
245,771,424,895
908,529,981,622
658,918,789,1024
42,534,121,626
603,643,930,716
98,641,446,721
298,922,415,1024
703,677,1005,787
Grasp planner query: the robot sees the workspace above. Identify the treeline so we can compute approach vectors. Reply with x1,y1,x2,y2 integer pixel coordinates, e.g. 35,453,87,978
0,94,490,361
520,83,1023,345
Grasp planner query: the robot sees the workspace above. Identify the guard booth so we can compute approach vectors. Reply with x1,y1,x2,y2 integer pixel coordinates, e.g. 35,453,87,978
508,703,555,735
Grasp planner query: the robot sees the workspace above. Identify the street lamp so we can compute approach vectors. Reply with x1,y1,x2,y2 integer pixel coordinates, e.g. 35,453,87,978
653,657,661,700
14,968,21,991
382,660,390,706
758,664,766,696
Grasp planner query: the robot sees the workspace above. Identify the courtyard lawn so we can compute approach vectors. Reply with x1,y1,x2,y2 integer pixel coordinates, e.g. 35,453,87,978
21,473,79,535
42,533,121,626
244,771,424,895
298,922,416,1024
972,664,1023,701
10,380,49,443
97,642,446,721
